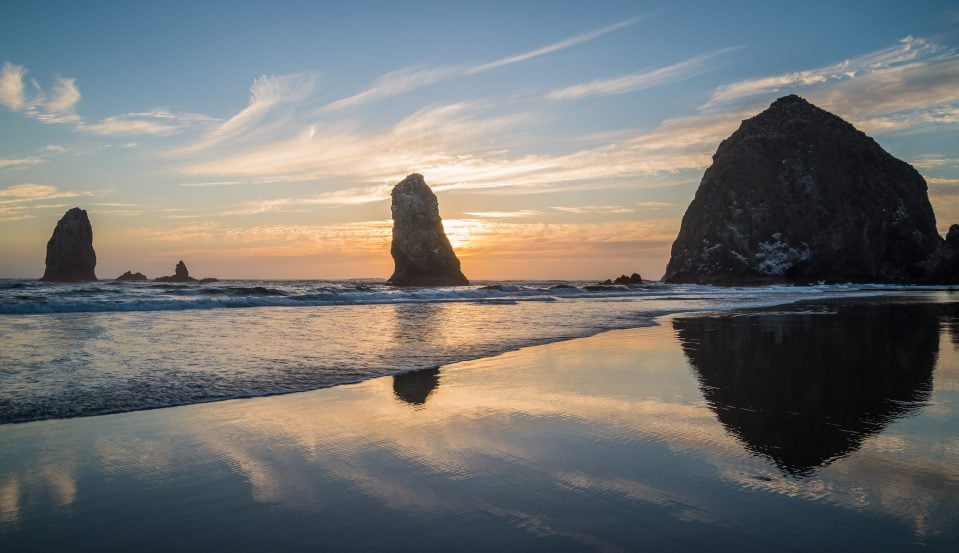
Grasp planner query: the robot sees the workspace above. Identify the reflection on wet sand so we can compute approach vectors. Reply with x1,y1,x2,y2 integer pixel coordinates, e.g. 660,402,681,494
674,302,954,476
393,368,441,406
2,299,958,550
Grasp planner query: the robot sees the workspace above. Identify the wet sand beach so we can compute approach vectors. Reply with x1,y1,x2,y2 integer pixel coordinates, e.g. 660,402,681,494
2,294,958,552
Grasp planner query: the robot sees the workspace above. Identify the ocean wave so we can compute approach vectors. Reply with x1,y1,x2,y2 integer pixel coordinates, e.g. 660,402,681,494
0,280,667,314
0,278,941,316
0,280,923,424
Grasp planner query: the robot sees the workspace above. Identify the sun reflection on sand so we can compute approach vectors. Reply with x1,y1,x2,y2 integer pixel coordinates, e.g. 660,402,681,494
0,476,20,525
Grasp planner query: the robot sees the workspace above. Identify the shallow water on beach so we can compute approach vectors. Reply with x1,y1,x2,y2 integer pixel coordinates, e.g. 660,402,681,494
1,295,957,551
0,280,922,423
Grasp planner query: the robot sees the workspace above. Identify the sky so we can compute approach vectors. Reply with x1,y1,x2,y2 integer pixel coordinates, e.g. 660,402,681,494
1,0,958,280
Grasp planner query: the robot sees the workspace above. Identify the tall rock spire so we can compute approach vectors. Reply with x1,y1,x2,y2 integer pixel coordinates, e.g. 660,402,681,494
387,173,469,286
41,207,97,282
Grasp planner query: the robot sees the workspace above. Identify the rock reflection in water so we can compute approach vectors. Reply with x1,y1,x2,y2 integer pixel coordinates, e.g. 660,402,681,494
674,302,953,476
392,367,441,406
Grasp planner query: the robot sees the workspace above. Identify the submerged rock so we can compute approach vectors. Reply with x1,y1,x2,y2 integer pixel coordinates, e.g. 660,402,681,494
155,260,198,283
115,270,148,281
664,95,947,284
41,207,97,281
387,173,469,286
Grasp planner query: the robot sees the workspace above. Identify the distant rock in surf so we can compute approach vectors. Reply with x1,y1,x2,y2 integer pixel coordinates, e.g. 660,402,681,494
115,270,147,281
664,95,951,285
387,173,469,286
600,273,643,285
155,260,198,282
41,207,97,282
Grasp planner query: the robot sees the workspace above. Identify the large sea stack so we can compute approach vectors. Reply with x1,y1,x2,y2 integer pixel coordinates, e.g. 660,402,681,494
663,95,948,284
41,207,97,281
387,173,469,286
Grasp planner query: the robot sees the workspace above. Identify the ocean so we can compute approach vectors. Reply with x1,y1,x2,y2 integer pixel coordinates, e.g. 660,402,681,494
0,279,917,424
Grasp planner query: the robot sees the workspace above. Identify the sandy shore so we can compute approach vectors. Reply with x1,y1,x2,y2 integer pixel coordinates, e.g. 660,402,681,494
2,297,958,551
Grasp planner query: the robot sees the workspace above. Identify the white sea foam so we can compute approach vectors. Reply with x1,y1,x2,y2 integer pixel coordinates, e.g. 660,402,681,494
0,279,936,423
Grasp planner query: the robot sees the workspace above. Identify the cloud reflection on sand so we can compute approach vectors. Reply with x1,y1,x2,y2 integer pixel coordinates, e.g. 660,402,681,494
1,310,958,545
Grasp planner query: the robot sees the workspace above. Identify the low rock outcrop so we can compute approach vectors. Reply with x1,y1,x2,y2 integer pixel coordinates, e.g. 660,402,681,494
600,273,643,285
663,95,952,284
115,271,147,281
387,174,469,286
155,260,198,283
41,207,97,281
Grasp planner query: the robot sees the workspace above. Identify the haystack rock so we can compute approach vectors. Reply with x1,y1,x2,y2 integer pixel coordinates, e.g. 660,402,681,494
155,260,197,283
41,207,97,281
387,173,469,286
663,95,950,284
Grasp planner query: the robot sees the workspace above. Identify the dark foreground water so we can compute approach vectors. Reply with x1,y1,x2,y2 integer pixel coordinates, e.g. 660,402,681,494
1,294,957,551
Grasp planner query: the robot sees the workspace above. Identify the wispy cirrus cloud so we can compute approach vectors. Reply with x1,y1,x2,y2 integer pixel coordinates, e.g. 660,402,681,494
702,36,953,111
0,183,93,202
180,101,536,185
805,57,959,134
219,185,395,216
636,201,674,210
179,97,741,205
463,210,541,219
0,157,43,169
75,109,215,136
0,62,27,110
552,205,635,215
546,46,742,101
321,17,644,111
178,34,958,223
911,155,959,170
0,62,81,123
182,73,318,152
0,183,94,222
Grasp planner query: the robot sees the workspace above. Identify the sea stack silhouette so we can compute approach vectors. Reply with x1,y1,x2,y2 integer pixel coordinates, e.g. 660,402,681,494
155,261,197,282
115,271,147,281
387,173,469,286
663,95,954,284
40,207,97,281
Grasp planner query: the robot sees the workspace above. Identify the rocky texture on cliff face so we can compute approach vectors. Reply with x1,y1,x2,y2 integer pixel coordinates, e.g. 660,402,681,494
115,270,147,281
664,95,950,284
155,260,198,282
41,207,97,281
387,174,469,286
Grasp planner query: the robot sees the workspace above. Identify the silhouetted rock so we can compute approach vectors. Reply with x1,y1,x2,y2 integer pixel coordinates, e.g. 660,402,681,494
612,273,643,285
115,270,147,281
199,278,219,284
674,301,948,476
41,207,97,281
155,260,197,282
664,95,946,284
921,224,959,281
387,173,469,286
